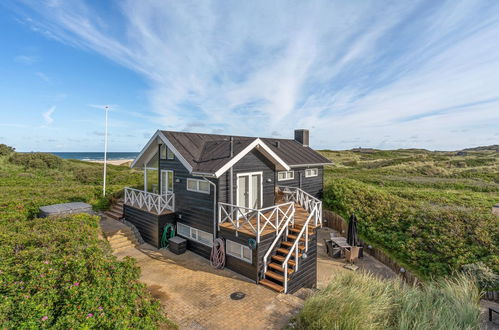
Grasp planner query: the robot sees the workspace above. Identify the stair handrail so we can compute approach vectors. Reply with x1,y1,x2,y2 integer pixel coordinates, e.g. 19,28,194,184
262,204,296,274
278,186,322,227
218,201,294,242
282,206,317,293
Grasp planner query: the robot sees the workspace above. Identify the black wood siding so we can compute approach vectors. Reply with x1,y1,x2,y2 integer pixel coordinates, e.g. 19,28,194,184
276,166,324,199
287,233,318,293
218,227,258,281
218,149,276,208
159,156,216,234
123,205,176,248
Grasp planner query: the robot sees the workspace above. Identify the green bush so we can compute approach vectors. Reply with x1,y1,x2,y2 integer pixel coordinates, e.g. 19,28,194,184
9,152,63,170
0,144,15,156
323,178,499,277
0,214,170,328
291,272,480,330
462,262,499,291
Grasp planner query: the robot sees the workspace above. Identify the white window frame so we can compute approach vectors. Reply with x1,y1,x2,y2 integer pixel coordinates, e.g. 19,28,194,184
305,168,318,178
186,178,210,194
160,144,175,160
277,170,294,181
160,170,174,194
176,223,213,247
226,240,252,263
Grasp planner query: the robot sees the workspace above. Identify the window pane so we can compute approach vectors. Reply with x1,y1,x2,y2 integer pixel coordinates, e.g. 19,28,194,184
198,230,213,247
187,179,197,191
177,223,189,237
160,145,167,159
289,171,294,179
198,180,210,193
278,172,285,180
226,241,241,257
242,246,251,260
191,228,198,240
168,172,174,191
167,147,175,160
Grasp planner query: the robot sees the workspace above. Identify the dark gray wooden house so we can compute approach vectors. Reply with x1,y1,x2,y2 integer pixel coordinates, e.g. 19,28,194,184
124,129,331,293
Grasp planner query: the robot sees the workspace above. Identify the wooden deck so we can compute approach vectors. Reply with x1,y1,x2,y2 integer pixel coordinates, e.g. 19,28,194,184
218,203,313,237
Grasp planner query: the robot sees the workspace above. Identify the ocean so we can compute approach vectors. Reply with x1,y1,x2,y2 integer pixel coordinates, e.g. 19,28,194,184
50,152,139,161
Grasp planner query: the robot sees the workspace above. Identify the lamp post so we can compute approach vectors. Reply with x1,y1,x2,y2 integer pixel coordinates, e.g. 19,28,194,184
103,105,110,196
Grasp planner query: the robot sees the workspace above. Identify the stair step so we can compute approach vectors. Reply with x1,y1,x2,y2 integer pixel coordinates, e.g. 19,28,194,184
289,227,314,235
265,271,285,282
109,236,137,245
287,234,305,242
110,240,135,249
277,247,303,258
259,279,284,292
281,241,305,250
271,255,296,266
268,263,294,274
105,211,123,219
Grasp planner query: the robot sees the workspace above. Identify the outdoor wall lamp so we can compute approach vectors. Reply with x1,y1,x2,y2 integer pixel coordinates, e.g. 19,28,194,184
175,178,181,183
266,178,272,183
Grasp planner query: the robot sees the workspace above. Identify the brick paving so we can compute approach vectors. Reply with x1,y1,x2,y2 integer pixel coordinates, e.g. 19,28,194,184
101,217,304,330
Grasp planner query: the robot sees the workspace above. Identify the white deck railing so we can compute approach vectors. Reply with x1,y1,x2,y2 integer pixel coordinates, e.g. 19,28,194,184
278,186,322,227
124,187,175,214
218,202,295,243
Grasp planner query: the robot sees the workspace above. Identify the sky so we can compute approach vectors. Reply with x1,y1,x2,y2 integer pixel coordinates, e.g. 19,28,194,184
0,0,498,152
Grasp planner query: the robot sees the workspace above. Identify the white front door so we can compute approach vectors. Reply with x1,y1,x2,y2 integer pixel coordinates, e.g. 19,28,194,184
237,172,262,209
161,170,174,194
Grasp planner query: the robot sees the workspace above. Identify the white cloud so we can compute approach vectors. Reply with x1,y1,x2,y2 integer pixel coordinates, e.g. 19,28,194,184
42,106,55,125
14,54,39,65
36,71,50,82
9,0,499,149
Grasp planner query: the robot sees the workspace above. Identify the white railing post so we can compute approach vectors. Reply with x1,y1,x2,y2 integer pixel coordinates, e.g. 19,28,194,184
257,212,261,243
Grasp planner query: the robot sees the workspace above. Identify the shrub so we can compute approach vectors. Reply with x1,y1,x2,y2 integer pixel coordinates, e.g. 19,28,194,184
9,152,63,170
0,144,15,156
462,262,499,290
291,272,480,330
323,178,499,277
0,214,170,328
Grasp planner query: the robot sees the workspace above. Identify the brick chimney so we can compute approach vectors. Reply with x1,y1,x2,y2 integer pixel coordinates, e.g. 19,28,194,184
294,129,309,147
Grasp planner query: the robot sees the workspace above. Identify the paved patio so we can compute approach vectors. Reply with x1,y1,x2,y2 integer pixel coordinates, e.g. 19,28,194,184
100,217,402,329
101,217,305,330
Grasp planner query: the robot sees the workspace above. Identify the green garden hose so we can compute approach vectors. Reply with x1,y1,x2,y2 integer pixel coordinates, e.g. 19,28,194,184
160,223,175,248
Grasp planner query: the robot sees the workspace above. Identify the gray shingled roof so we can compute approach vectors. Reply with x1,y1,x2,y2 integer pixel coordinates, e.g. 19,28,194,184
161,130,331,174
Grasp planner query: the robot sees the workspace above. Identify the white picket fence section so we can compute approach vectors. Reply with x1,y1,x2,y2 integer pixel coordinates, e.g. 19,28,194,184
218,202,295,243
124,187,174,214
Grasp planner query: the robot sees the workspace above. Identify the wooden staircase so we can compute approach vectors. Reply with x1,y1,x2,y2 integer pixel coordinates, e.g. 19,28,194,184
260,223,317,292
104,200,124,220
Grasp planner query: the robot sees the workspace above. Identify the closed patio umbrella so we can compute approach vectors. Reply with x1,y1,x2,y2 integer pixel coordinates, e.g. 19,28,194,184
347,213,359,247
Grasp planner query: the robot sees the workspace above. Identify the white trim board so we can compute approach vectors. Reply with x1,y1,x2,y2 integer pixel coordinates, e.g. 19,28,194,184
214,138,290,178
131,130,193,173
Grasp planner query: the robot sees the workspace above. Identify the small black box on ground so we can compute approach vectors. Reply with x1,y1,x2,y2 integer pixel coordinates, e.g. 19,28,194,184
169,236,187,255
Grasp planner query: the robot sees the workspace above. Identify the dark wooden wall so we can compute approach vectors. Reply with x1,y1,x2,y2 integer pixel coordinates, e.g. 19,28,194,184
287,233,318,293
123,205,176,248
218,149,277,208
159,156,216,234
275,166,324,199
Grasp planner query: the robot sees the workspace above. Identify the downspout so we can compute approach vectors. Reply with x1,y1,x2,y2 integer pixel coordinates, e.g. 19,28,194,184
229,136,234,206
202,177,217,242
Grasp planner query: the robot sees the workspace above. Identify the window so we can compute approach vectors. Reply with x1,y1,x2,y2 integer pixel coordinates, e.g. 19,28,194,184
167,147,175,160
305,168,318,177
186,178,210,194
226,240,252,263
277,171,294,181
176,223,213,247
160,144,175,160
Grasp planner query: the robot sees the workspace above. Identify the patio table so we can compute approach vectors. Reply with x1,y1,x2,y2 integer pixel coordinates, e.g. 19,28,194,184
330,235,351,257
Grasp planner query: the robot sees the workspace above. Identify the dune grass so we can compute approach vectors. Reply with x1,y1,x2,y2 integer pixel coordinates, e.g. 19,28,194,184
292,272,480,330
320,148,499,280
